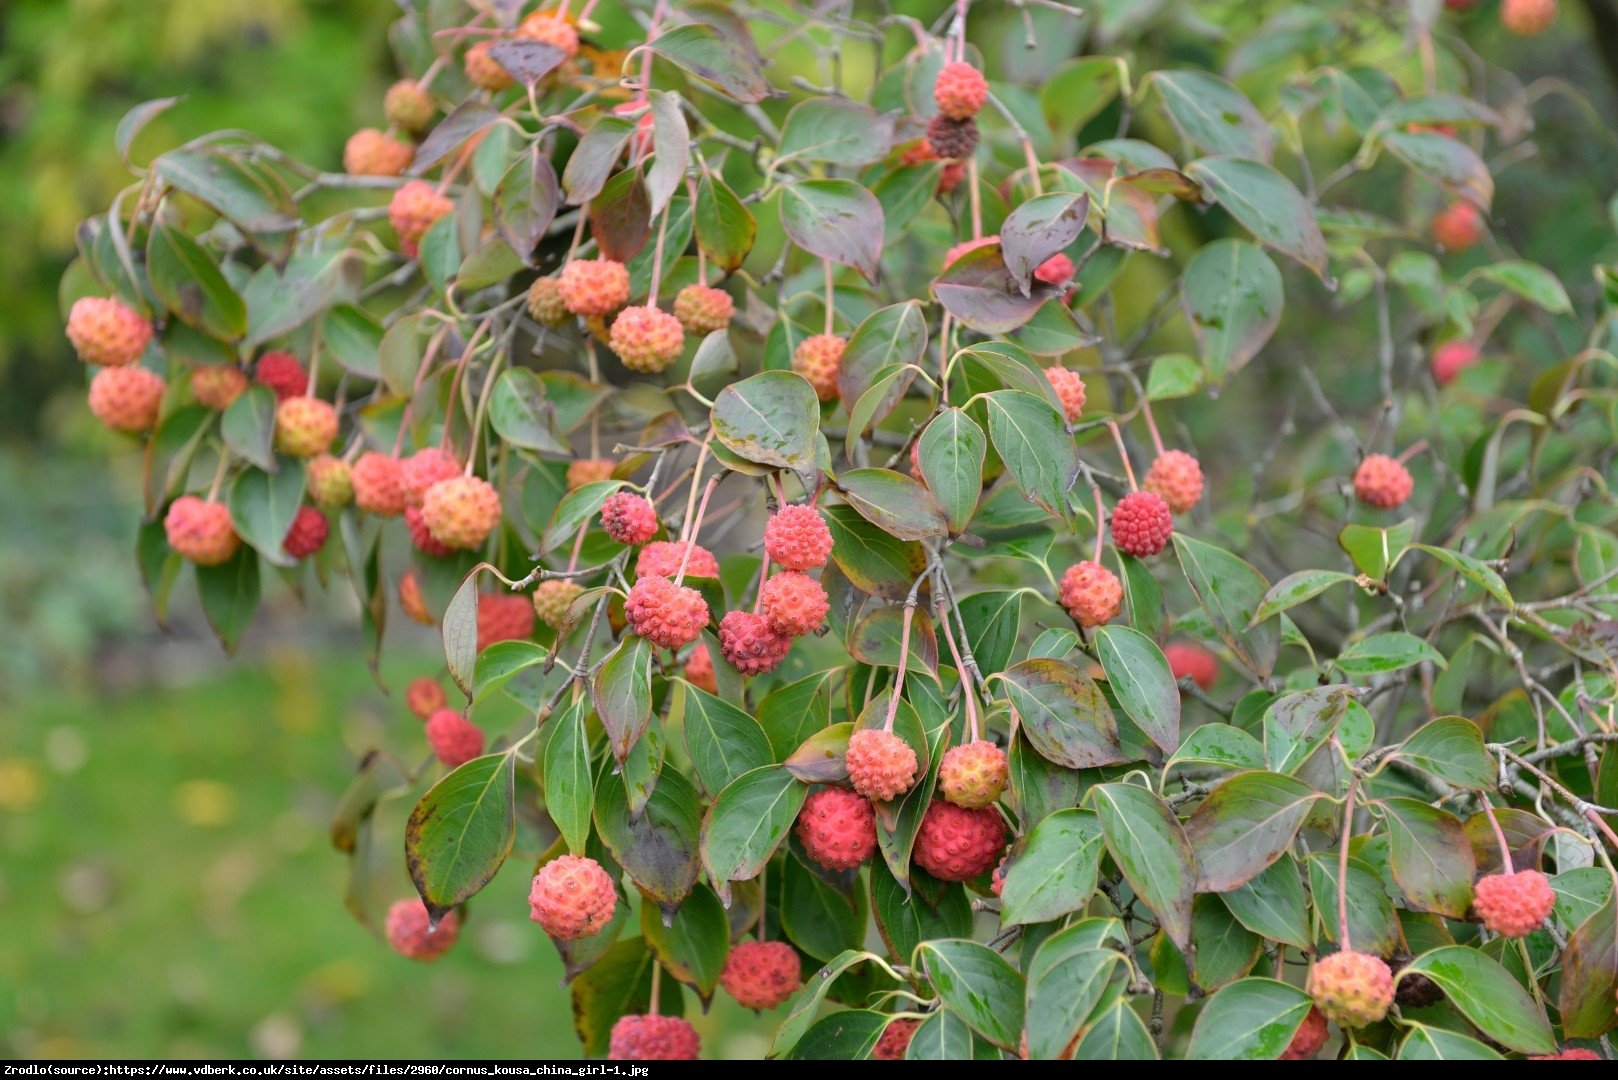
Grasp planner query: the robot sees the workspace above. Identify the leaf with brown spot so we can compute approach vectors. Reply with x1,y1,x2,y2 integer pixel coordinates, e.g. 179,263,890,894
405,749,517,924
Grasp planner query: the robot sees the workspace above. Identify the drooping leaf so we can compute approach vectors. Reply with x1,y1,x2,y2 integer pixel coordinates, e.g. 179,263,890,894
1085,782,1196,950
1401,946,1556,1053
405,750,516,922
779,179,885,281
1185,771,1320,892
999,808,1104,925
835,468,949,541
917,940,1025,1051
594,761,702,920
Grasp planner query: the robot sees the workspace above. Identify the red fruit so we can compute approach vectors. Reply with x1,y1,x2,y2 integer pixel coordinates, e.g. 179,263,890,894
528,855,617,940
673,284,735,336
1432,200,1483,251
164,495,241,566
307,454,353,509
422,475,502,550
405,676,446,719
516,10,580,57
1110,490,1174,557
385,898,460,961
403,447,462,508
600,492,659,545
389,180,454,257
1044,366,1087,422
1163,641,1219,691
625,575,709,649
255,351,309,401
343,128,413,176
1473,869,1554,938
943,234,998,269
765,504,834,571
465,39,513,91
792,334,846,402
683,643,718,693
352,452,408,517
477,592,534,650
759,571,829,637
273,396,338,458
557,258,631,317
720,940,801,1010
190,365,248,410
991,856,1007,897
67,296,153,366
402,507,449,558
934,61,989,120
527,277,568,326
1306,950,1394,1028
425,708,484,768
795,787,877,871
1035,252,1075,286
926,114,979,159
938,740,1008,809
1143,450,1204,514
609,305,685,373
718,610,792,676
1501,0,1556,35
608,1015,700,1061
566,457,617,490
913,801,1006,882
88,365,165,433
532,579,584,630
1059,559,1122,628
1529,1049,1603,1060
1431,340,1480,385
1353,453,1413,509
1280,1006,1329,1060
845,728,918,802
399,570,434,625
282,505,330,560
872,1018,920,1060
384,79,435,133
636,540,720,580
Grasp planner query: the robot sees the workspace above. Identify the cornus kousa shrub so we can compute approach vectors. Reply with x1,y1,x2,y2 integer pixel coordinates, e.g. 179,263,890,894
63,0,1618,1063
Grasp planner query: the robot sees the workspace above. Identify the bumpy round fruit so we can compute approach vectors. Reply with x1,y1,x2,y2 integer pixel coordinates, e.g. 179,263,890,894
609,305,685,373
934,61,988,120
1431,340,1480,385
399,570,434,625
191,365,248,410
88,365,165,433
1473,869,1554,938
532,579,584,629
673,284,735,336
273,396,338,458
759,571,829,637
477,592,534,650
465,39,513,91
1432,199,1483,251
792,333,846,402
764,504,833,571
1163,641,1219,691
1036,252,1075,286
926,114,979,159
1501,0,1557,35
352,452,408,517
566,457,617,490
1280,1006,1329,1060
636,540,719,580
1059,560,1122,628
625,575,709,649
1529,1049,1602,1061
307,454,354,509
403,447,462,507
683,643,718,693
795,787,877,871
1044,366,1087,422
872,1018,920,1060
720,940,802,1010
67,296,152,367
1111,490,1174,557
938,740,1009,809
1143,450,1204,514
389,180,455,256
407,502,453,559
600,492,659,545
608,1015,700,1061
384,79,435,133
282,505,330,560
516,10,580,56
529,855,617,940
913,801,1007,882
405,676,446,720
422,475,502,550
845,728,918,802
255,351,308,401
718,610,792,676
1353,453,1413,509
165,495,241,566
425,708,484,767
385,899,460,961
1307,950,1394,1028
343,128,413,176
527,277,569,326
557,258,631,317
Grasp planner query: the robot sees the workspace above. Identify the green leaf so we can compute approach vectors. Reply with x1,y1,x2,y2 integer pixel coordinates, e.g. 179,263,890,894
1250,569,1356,627
221,384,277,472
776,96,893,166
835,468,949,541
1557,891,1618,1038
1336,631,1446,676
1185,157,1327,279
1085,782,1196,950
228,461,305,567
779,179,885,281
1000,192,1090,292
1263,685,1351,775
711,370,821,474
759,671,838,759
1395,716,1495,790
320,304,383,379
147,222,247,340
918,940,1025,1051
999,808,1104,925
933,240,1062,332
700,765,806,904
539,480,625,555
956,590,1021,677
770,949,876,1058
594,761,702,920
643,22,770,103
1146,353,1204,399
905,1008,976,1060
788,1009,889,1060
641,882,729,1001
984,390,1081,521
1024,948,1123,1059
489,368,568,454
405,749,516,922
1153,70,1273,161
823,504,926,600
694,172,756,274
1179,239,1284,386
1381,798,1475,917
645,90,689,217
1168,723,1266,774
916,409,985,536
1473,259,1572,314
570,938,676,1057
441,570,480,697
779,854,866,961
195,544,261,654
1070,999,1159,1059
1339,519,1414,580
1186,978,1313,1060
1396,1024,1503,1060
999,658,1126,770
1408,543,1513,607
1221,857,1311,948
492,145,558,262
837,300,928,412
870,865,971,963
542,694,593,855
1185,771,1320,892
153,148,299,235
1307,852,1399,956
1380,131,1493,209
1401,946,1556,1053
1042,57,1122,143
1174,533,1279,679
1094,626,1180,754
592,636,653,763
678,682,773,796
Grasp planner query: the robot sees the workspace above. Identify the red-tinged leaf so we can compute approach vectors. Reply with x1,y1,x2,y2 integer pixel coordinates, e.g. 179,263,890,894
1558,892,1618,1038
933,240,1063,333
1185,771,1319,892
